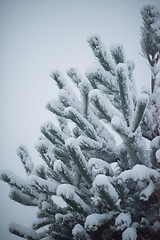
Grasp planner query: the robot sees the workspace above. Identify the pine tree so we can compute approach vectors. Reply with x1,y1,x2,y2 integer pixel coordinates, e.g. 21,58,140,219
1,4,160,240
140,4,160,142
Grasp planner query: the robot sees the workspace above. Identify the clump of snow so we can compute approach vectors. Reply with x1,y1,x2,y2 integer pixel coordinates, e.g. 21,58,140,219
65,137,88,170
17,144,34,174
54,160,63,172
32,217,51,230
93,174,119,205
41,121,65,142
35,138,48,152
51,196,67,208
140,93,149,103
0,169,28,188
88,34,116,74
57,184,75,199
77,136,103,150
67,67,82,85
122,227,137,240
89,89,122,120
72,223,91,240
116,63,128,77
35,138,57,165
50,70,66,88
110,44,125,60
47,98,64,117
127,59,135,71
139,180,155,201
29,175,59,194
58,89,81,112
88,158,113,177
57,184,90,212
72,223,84,235
131,94,148,131
88,111,116,145
55,212,73,223
153,220,160,232
84,212,114,231
64,107,97,140
150,60,160,76
9,223,39,239
79,80,91,95
155,149,160,163
111,116,128,135
111,162,121,175
106,123,122,146
41,201,52,211
115,213,132,231
91,196,101,206
118,164,160,182
150,136,160,149
50,71,80,106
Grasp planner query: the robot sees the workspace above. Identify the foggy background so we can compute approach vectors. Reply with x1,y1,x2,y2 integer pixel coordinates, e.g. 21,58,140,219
0,0,159,239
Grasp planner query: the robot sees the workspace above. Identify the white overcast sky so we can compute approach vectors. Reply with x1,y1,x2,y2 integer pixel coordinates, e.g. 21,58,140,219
0,0,160,239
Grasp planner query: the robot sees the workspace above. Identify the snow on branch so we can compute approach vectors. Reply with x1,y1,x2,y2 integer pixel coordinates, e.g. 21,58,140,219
116,63,133,127
85,63,117,92
140,4,160,61
47,98,64,117
54,160,75,185
126,60,135,83
112,117,150,166
87,111,116,144
151,136,160,149
139,179,155,201
30,176,59,195
132,94,148,132
17,144,34,175
0,169,31,194
57,184,91,214
115,212,132,231
110,44,125,64
58,88,81,111
89,89,122,122
9,188,37,206
88,158,113,178
111,116,129,138
50,70,66,89
118,164,160,182
122,227,137,240
41,121,65,146
87,35,116,75
50,70,80,107
92,174,119,208
77,135,103,150
67,68,82,86
32,218,53,230
84,212,116,232
72,224,91,240
59,89,75,108
79,80,91,116
65,138,92,184
64,107,97,140
9,223,39,240
35,139,56,170
155,149,160,163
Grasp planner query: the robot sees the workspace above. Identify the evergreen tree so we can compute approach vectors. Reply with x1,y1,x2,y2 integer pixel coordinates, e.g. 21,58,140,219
140,4,160,141
1,4,160,240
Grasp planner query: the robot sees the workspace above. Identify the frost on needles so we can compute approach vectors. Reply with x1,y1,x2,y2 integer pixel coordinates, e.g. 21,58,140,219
1,4,160,240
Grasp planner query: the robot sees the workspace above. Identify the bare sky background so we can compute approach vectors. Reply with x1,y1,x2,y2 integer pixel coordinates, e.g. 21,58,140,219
0,0,160,239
